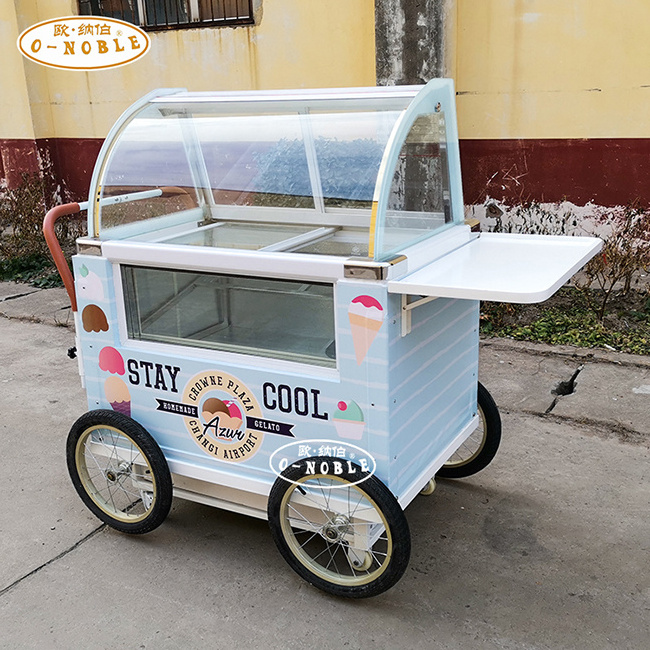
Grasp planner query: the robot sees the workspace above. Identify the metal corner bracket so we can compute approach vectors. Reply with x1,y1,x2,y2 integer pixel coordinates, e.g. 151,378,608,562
344,255,407,280
76,239,103,256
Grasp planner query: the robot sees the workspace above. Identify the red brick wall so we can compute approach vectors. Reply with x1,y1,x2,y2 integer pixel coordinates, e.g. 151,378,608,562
0,139,41,188
460,138,650,207
3,136,649,208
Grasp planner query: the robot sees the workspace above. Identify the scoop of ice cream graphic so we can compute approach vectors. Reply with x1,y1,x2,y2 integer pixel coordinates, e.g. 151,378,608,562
201,397,243,433
82,304,109,332
104,376,131,417
99,347,125,375
333,400,365,440
348,295,385,365
77,265,105,302
223,400,242,422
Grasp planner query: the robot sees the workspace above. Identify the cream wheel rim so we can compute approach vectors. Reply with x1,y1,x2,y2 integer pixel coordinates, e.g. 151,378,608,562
279,475,393,587
75,425,157,523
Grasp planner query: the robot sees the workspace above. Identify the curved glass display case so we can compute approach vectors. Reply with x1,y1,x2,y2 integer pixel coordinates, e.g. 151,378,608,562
88,80,462,263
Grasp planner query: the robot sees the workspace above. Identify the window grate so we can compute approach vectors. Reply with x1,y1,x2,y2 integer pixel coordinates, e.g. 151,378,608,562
78,0,254,31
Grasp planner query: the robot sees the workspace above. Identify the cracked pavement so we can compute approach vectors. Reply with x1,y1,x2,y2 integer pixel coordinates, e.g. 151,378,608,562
0,283,649,649
480,338,650,441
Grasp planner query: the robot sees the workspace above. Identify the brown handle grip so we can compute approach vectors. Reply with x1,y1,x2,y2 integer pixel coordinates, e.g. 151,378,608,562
43,203,82,312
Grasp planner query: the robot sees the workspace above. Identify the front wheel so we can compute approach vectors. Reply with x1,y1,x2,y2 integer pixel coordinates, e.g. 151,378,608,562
267,457,411,598
437,382,502,479
66,410,173,534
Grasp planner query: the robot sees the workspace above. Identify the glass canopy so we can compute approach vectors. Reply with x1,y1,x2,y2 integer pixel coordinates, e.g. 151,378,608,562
89,80,464,262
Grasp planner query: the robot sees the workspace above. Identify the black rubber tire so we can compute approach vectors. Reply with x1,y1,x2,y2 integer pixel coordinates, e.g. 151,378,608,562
67,410,173,534
437,382,502,479
267,457,411,598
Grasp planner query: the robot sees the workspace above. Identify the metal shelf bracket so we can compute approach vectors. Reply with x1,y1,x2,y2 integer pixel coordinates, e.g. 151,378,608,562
401,294,438,336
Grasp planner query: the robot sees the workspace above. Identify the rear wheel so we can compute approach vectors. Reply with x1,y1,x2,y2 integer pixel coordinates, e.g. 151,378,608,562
267,457,411,598
437,382,501,478
67,410,172,534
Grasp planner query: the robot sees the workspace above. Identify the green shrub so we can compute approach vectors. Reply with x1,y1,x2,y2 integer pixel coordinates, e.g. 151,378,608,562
481,287,650,355
0,172,85,285
576,200,650,320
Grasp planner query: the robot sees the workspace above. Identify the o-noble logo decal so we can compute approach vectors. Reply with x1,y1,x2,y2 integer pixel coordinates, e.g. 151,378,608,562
164,371,294,463
17,16,150,71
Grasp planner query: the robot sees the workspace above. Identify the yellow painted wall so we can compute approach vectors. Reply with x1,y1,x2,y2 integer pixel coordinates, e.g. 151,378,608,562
455,0,650,139
11,0,376,139
0,0,36,139
11,1,650,143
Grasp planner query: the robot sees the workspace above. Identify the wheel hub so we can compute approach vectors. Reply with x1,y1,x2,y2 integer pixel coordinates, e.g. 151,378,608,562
105,462,131,483
321,514,351,543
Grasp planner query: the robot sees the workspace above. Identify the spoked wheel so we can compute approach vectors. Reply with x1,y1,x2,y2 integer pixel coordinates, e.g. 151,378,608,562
67,410,173,534
437,382,502,479
267,457,410,598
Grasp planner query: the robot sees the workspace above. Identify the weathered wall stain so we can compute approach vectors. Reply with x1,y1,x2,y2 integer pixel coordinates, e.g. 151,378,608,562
376,0,448,85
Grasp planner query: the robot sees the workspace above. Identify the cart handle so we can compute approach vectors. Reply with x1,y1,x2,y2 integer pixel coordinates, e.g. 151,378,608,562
44,188,193,312
43,202,83,312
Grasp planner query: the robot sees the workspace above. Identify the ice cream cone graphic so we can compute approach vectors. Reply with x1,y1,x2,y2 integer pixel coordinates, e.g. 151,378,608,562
104,376,131,417
77,264,105,301
201,397,243,432
348,295,385,365
82,304,109,333
333,400,365,440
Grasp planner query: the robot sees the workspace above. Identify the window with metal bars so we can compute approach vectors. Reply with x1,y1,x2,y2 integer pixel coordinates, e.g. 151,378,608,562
78,0,253,30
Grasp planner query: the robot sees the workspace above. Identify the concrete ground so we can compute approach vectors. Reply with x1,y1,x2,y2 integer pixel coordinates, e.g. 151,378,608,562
1,284,649,649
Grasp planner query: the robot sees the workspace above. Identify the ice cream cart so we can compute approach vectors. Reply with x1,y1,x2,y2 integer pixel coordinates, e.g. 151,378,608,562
44,80,601,598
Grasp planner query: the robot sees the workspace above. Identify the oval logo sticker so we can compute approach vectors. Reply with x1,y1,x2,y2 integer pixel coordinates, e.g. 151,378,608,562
269,439,377,489
17,16,150,71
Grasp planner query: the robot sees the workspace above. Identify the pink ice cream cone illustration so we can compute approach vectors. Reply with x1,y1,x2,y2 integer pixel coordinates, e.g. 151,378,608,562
104,376,131,417
333,400,365,440
348,295,385,365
